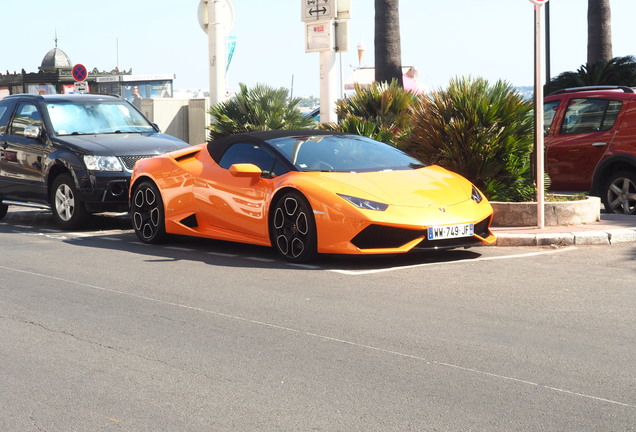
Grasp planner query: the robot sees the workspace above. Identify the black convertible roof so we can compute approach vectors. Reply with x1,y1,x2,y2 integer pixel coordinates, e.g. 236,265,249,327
207,129,346,163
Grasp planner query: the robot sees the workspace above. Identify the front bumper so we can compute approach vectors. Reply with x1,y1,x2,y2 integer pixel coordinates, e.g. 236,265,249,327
76,170,131,213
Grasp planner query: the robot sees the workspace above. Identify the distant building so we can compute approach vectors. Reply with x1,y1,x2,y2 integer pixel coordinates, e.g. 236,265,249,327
0,43,175,106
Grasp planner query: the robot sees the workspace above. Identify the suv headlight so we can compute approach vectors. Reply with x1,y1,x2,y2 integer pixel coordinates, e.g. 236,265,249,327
84,155,123,172
337,194,389,211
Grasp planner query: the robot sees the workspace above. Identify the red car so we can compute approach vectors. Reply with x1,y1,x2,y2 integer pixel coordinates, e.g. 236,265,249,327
544,86,636,215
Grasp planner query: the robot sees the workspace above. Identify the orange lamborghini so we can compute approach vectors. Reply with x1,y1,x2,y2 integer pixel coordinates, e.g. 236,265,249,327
130,130,496,262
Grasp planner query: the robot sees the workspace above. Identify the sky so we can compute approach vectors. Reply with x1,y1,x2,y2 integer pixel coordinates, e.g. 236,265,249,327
3,0,636,98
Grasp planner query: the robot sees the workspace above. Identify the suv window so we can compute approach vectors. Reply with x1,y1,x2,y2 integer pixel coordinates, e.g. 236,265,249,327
9,103,42,136
543,100,561,135
0,103,11,135
561,98,622,135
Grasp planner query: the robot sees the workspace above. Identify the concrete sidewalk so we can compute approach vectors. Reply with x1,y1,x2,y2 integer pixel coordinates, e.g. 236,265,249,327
491,213,636,246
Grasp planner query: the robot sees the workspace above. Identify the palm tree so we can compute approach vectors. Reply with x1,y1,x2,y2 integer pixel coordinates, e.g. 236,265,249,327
588,0,612,64
320,80,418,146
374,0,403,87
545,55,636,94
206,83,315,140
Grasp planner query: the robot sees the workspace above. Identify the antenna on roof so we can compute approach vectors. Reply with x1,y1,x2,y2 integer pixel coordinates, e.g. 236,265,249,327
54,29,58,48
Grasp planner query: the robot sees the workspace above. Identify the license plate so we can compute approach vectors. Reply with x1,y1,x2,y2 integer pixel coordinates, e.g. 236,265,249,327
427,223,474,240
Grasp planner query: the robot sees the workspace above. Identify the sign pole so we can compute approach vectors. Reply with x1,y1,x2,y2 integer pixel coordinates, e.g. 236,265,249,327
302,0,350,124
530,0,548,228
319,45,338,123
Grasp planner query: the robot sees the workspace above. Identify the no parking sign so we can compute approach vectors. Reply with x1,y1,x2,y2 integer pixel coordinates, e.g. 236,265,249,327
72,64,88,82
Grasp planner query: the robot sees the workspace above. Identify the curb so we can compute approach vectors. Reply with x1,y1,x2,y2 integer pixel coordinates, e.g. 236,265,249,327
491,227,636,247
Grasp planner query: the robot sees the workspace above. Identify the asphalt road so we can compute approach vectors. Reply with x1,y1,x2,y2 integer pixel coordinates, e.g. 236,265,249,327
1,209,635,431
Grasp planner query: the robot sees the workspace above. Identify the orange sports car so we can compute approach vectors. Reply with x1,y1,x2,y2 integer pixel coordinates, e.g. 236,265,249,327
130,130,496,262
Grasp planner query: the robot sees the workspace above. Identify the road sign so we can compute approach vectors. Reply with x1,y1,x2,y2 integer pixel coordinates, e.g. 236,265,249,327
72,64,88,82
74,81,88,93
301,0,337,22
305,20,333,52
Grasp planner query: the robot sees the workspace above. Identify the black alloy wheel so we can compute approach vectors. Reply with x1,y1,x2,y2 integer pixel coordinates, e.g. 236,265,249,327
132,181,167,243
50,173,89,229
270,191,317,263
604,171,636,215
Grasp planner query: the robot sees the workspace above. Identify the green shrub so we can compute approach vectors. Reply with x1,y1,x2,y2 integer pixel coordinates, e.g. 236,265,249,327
207,83,315,140
321,80,418,146
402,77,535,202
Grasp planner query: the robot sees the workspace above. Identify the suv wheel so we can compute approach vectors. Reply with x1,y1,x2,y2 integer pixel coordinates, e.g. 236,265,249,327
50,174,90,229
603,171,636,215
0,203,8,220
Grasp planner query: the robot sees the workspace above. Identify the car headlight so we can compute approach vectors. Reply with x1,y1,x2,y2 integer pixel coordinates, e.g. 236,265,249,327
337,193,388,211
471,185,483,203
83,155,123,172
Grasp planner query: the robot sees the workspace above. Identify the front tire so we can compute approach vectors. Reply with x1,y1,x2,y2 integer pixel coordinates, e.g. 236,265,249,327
131,181,167,243
269,191,317,263
50,174,89,229
603,171,636,215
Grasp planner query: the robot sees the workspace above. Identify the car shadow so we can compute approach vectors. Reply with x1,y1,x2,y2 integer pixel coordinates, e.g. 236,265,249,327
2,208,485,272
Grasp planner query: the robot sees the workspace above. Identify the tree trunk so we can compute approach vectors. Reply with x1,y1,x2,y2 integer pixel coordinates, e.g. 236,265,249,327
375,0,403,87
587,0,613,64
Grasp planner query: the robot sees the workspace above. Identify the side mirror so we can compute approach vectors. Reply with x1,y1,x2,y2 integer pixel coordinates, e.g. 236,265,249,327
229,163,262,178
24,125,41,140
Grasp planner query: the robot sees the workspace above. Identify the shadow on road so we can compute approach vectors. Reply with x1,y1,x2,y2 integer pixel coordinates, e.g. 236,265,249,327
1,208,488,272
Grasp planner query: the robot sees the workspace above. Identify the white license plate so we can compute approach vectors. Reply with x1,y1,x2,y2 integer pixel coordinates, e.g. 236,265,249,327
427,223,474,240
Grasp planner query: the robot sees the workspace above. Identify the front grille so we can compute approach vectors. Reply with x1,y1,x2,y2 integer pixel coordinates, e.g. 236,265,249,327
351,225,426,249
351,215,494,251
120,155,153,171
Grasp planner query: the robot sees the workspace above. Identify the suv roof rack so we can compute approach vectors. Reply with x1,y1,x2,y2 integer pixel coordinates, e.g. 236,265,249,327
548,85,635,96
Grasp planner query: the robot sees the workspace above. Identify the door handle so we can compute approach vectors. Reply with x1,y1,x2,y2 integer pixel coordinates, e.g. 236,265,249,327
591,142,607,147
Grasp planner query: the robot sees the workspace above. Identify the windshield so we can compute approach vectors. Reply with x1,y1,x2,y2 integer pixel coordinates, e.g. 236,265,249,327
269,134,426,173
45,100,155,136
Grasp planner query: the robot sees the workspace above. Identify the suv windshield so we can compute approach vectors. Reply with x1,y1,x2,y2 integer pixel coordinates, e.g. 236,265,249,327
45,100,155,136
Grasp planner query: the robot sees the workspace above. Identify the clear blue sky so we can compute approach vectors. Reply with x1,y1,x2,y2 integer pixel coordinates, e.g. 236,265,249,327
3,0,635,98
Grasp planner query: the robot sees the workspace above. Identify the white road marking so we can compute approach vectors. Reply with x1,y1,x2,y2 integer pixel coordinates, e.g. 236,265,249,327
327,247,578,275
207,252,238,258
245,257,275,263
0,262,631,409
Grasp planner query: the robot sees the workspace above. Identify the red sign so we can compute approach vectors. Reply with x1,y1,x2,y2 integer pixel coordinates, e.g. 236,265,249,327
72,64,88,82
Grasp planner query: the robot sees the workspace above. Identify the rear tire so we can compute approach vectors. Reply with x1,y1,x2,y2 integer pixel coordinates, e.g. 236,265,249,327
131,180,167,243
603,171,636,215
50,174,90,229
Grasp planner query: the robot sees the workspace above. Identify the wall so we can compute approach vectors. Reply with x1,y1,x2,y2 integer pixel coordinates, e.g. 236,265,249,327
139,98,210,145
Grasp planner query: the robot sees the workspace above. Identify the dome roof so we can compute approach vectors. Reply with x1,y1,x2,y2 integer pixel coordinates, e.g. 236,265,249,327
39,47,72,72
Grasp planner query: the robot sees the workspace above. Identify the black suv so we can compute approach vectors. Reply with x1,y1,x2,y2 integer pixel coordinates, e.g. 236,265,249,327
0,94,189,228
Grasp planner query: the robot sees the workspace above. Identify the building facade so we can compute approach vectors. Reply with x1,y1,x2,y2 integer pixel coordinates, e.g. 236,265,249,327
0,44,174,107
